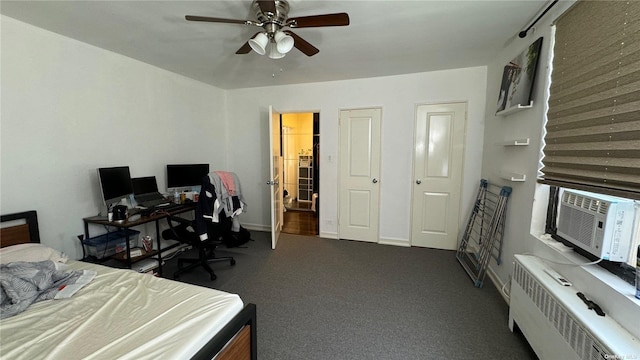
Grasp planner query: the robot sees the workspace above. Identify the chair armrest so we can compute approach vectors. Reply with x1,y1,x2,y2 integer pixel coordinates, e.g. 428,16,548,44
163,216,194,243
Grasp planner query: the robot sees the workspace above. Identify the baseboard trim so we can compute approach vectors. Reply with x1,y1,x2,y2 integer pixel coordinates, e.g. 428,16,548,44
241,224,338,240
379,237,410,247
319,231,338,239
242,223,270,232
487,266,510,305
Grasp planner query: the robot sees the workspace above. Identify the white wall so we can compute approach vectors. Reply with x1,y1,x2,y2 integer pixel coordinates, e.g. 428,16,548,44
225,67,488,243
2,15,487,257
4,2,637,342
480,3,571,285
1,16,228,259
481,2,639,336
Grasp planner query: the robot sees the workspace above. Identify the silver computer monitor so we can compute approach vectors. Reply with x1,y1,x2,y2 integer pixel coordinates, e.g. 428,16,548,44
97,166,133,209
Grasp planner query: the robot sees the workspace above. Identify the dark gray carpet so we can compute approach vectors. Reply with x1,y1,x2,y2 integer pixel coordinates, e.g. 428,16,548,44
161,232,536,360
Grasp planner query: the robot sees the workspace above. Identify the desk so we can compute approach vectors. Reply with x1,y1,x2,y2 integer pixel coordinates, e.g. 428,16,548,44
83,203,196,275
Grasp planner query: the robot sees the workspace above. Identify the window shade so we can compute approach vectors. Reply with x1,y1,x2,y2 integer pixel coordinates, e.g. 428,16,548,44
541,0,640,200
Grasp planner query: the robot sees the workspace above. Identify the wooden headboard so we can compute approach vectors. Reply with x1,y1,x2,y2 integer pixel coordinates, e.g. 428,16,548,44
0,211,40,247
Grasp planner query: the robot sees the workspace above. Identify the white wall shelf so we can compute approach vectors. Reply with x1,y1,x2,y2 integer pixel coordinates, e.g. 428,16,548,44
500,171,526,182
496,101,533,117
499,138,530,146
298,155,313,202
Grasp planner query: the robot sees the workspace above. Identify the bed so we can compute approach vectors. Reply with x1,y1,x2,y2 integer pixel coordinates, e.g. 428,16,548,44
0,210,257,360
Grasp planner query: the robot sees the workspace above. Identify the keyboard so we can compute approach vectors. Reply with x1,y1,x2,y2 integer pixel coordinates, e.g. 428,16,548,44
153,203,184,212
136,193,166,202
139,198,170,208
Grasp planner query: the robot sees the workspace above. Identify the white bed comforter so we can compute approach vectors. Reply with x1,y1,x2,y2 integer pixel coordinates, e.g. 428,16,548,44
0,260,243,360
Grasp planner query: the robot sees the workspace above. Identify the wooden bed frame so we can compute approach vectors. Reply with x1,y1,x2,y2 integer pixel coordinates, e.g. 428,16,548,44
0,210,257,360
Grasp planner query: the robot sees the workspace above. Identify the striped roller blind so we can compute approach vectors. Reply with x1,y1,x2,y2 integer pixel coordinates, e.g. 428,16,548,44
540,0,640,200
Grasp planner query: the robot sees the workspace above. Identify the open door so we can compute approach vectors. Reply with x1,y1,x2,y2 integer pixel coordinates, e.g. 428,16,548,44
268,106,284,249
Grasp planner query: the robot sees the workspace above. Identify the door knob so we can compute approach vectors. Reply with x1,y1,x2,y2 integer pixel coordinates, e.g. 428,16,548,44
416,179,422,184
372,178,378,183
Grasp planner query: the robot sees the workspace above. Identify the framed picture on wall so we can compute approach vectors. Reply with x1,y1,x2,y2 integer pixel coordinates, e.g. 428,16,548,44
496,37,543,114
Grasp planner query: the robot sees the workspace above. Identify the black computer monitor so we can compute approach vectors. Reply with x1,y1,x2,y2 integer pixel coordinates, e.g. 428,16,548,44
97,166,133,208
131,176,159,195
166,164,210,190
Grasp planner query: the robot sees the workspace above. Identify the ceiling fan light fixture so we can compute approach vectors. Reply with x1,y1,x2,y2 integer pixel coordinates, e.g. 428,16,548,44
274,30,294,54
249,32,269,55
268,42,286,59
185,1,350,58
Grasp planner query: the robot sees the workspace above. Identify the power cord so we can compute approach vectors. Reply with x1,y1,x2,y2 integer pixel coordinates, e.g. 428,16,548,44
526,235,604,267
160,245,191,261
520,251,603,267
501,276,512,302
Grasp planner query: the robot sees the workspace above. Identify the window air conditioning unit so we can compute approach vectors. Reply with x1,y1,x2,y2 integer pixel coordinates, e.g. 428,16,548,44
557,189,635,262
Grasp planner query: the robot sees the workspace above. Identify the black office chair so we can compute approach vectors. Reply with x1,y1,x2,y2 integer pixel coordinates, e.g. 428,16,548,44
164,214,235,281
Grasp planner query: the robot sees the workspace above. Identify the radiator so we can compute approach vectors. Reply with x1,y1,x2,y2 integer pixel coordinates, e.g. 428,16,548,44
508,255,640,360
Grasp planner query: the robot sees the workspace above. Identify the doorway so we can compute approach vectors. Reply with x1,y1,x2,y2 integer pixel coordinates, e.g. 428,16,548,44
281,112,320,236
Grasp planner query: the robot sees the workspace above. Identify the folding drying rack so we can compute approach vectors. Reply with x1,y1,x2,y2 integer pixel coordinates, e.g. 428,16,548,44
456,179,512,288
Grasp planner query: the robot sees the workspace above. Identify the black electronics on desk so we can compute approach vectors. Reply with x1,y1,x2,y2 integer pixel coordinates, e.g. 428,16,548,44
131,176,168,207
97,166,133,209
166,163,209,192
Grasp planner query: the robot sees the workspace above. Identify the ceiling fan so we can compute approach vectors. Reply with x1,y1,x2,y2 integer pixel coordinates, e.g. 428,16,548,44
185,0,350,58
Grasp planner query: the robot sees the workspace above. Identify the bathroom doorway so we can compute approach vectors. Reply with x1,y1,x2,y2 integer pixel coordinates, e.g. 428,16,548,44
281,112,319,236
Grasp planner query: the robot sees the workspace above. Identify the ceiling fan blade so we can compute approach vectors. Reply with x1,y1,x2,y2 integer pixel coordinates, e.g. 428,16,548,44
288,13,350,28
236,42,252,54
284,31,319,57
257,0,277,15
236,32,262,54
185,15,247,25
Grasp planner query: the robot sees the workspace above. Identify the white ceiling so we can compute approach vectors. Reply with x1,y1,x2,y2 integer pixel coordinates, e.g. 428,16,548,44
1,0,550,90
